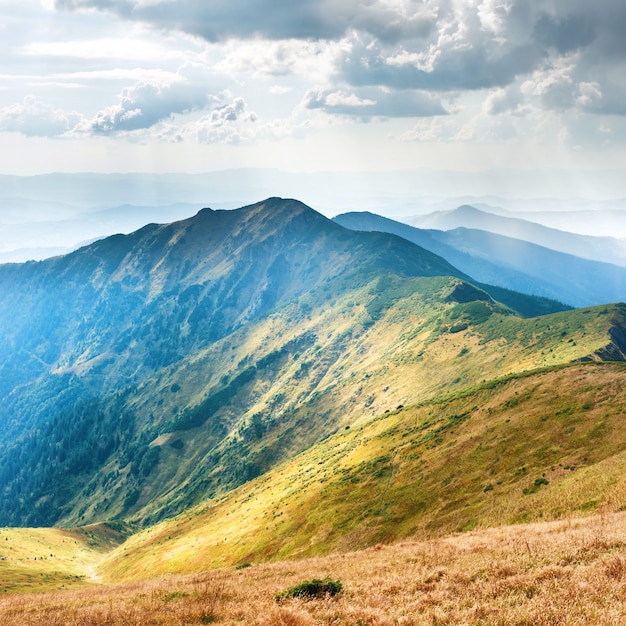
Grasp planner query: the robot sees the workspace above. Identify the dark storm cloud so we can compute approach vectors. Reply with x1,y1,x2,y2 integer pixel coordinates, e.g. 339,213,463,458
55,0,437,43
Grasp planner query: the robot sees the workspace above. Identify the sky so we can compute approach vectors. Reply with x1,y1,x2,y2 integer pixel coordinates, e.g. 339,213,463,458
2,1,626,199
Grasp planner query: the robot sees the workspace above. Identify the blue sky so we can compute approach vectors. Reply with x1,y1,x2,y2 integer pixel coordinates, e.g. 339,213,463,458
1,0,626,197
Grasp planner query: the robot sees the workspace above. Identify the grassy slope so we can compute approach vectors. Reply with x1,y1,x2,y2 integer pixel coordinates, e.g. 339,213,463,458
0,523,128,592
100,360,626,581
2,279,624,590
79,277,620,526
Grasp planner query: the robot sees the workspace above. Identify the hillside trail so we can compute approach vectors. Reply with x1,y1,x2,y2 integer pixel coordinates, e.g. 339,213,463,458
85,561,103,584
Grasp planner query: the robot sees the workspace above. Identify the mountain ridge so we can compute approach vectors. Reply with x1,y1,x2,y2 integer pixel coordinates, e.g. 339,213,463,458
0,197,621,533
409,204,626,267
334,210,626,307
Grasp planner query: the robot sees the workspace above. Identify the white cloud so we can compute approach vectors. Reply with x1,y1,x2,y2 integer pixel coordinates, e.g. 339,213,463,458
153,96,299,146
75,63,225,134
1,0,625,177
399,117,446,142
212,38,336,82
303,85,446,118
483,85,528,116
0,95,82,136
577,82,602,109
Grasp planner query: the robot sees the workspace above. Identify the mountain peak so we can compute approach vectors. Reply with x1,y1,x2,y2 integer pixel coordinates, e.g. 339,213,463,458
241,196,321,218
454,204,484,216
0,195,618,534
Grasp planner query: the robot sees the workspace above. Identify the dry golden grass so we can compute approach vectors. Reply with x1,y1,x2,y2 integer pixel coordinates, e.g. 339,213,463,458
3,510,626,625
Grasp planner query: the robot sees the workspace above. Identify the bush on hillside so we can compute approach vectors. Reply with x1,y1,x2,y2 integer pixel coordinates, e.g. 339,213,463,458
275,578,343,601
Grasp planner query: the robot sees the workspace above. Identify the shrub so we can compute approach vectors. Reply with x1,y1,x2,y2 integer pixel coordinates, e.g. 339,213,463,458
275,577,343,601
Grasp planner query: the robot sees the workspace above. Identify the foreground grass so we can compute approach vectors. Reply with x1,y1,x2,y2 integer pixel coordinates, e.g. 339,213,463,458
1,510,626,624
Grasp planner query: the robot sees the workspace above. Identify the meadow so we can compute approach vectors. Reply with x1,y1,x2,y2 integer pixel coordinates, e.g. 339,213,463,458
1,510,625,625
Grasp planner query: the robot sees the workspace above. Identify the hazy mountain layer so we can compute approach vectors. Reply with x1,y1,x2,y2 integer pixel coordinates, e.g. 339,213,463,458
409,205,626,267
334,211,626,307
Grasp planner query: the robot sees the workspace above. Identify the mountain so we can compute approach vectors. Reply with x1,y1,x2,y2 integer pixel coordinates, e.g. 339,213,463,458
333,211,626,307
0,197,622,536
471,199,626,238
409,205,626,267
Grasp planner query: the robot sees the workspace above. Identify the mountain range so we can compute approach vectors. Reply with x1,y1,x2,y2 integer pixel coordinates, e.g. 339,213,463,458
409,204,626,268
0,197,625,576
334,211,626,307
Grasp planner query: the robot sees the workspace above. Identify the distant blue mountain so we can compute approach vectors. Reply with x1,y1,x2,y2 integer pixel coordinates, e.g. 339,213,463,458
333,211,626,307
408,205,626,268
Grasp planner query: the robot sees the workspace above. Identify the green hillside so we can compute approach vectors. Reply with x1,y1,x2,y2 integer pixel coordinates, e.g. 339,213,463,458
54,285,624,528
99,360,626,581
0,523,128,593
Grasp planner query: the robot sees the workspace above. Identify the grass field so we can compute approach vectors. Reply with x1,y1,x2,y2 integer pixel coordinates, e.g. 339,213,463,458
2,358,626,624
0,523,128,593
1,510,625,624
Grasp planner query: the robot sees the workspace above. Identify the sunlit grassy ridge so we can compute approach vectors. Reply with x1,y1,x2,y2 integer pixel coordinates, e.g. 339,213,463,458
1,300,625,607
0,197,612,529
98,361,626,582
90,281,622,526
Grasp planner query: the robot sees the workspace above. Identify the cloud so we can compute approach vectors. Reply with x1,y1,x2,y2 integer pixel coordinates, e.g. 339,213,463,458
212,38,335,79
81,68,218,134
155,96,279,145
54,0,437,43
483,86,528,116
0,95,82,137
533,12,595,54
335,32,543,92
577,82,626,117
303,86,446,118
194,98,258,144
53,0,626,120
